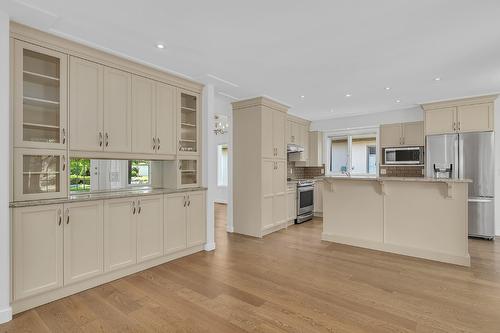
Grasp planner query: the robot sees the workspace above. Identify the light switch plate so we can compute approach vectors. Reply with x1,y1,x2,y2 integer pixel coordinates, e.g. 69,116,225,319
380,168,387,175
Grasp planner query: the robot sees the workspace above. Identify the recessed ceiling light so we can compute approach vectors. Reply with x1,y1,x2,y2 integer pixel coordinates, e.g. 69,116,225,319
330,109,334,112
156,43,165,49
300,95,305,99
434,77,441,81
385,87,391,90
345,93,351,98
396,99,401,103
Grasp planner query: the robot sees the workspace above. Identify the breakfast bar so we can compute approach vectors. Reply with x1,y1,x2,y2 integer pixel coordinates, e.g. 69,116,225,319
320,176,472,266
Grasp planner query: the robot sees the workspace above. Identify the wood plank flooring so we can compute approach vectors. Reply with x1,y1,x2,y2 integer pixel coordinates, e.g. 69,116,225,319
2,203,500,332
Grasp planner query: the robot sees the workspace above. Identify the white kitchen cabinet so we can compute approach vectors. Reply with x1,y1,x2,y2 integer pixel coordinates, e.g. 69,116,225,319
308,131,324,167
178,90,200,156
14,148,68,201
69,57,104,152
380,122,424,147
103,66,132,153
273,111,286,160
186,192,206,247
63,201,104,285
456,103,493,133
137,195,164,262
14,40,68,150
104,197,137,271
261,159,274,230
156,82,176,156
313,181,323,216
13,204,63,300
262,108,274,159
131,75,156,154
425,107,456,135
164,193,187,254
286,184,297,222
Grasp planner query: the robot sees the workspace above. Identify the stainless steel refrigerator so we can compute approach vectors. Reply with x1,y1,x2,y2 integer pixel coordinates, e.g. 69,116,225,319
426,132,495,239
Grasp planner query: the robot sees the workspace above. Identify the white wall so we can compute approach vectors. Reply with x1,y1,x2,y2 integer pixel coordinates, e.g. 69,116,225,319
213,95,231,204
0,10,12,324
311,106,423,131
495,98,500,236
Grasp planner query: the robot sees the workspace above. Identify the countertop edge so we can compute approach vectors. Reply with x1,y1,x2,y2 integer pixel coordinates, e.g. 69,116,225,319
10,187,208,208
318,176,472,183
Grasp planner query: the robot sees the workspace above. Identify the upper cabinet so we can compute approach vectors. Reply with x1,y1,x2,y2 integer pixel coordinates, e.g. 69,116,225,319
156,83,177,156
380,121,424,147
262,107,286,160
14,41,68,150
287,116,310,163
178,90,200,156
422,96,495,135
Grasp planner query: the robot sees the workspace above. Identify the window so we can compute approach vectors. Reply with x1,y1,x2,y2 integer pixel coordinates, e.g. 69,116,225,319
128,160,151,185
69,158,91,192
328,133,377,175
217,144,228,186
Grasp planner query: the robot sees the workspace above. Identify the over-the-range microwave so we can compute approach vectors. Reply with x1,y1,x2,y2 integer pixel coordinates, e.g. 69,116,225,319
384,147,424,165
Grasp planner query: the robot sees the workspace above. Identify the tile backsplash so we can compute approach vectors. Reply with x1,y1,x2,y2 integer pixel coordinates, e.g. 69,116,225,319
380,165,425,177
288,161,325,179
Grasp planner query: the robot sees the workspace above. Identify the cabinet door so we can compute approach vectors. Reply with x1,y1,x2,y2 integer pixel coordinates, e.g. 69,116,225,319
156,82,176,156
314,181,323,213
103,67,132,153
187,192,206,247
457,103,493,133
424,107,456,135
261,159,274,230
178,90,200,155
402,121,424,146
273,111,286,159
273,160,287,225
137,195,164,262
286,119,294,144
14,40,68,150
63,201,104,285
104,198,136,271
69,57,104,152
380,123,402,147
14,148,68,201
164,193,187,254
261,108,274,159
287,190,297,221
13,204,63,300
131,75,155,154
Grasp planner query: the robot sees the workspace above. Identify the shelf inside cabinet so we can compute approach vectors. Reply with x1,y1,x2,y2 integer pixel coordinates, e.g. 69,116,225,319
23,122,60,129
181,106,196,112
23,96,60,107
180,139,196,143
22,171,60,175
181,122,196,127
23,70,60,84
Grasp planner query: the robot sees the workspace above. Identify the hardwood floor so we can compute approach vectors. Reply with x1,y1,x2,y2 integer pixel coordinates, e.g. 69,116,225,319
2,202,500,332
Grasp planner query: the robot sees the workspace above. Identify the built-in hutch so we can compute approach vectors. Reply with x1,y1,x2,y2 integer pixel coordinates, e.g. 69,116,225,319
9,22,206,314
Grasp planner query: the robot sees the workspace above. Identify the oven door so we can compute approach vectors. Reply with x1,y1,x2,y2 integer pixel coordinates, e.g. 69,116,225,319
297,186,314,215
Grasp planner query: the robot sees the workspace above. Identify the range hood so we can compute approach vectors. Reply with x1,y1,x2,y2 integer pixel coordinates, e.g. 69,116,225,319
287,143,304,153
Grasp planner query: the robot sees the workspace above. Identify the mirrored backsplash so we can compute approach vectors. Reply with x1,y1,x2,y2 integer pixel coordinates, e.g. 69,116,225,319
70,159,158,193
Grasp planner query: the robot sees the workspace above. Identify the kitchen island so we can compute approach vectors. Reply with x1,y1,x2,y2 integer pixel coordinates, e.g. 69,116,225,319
320,176,471,266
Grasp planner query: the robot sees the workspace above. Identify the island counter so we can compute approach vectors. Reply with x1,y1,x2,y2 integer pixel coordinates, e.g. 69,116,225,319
320,176,472,266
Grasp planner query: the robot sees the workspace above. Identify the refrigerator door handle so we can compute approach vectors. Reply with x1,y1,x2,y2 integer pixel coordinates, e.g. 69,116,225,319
468,197,494,203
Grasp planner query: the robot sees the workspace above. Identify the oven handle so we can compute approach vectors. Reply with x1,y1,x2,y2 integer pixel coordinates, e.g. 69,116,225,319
297,186,314,192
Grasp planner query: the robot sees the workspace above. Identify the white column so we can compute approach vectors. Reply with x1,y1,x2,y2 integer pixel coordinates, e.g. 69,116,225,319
226,105,234,232
0,10,12,324
202,84,216,251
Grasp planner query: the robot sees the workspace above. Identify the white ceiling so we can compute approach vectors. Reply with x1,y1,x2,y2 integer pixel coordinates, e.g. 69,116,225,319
3,0,500,120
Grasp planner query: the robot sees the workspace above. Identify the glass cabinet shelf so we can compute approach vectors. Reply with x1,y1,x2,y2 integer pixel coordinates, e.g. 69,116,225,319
179,159,198,187
179,92,198,154
14,41,67,149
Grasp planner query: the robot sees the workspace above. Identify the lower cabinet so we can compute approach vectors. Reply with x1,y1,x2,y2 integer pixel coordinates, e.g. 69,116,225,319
314,181,323,215
286,185,297,222
104,197,137,272
64,201,104,285
12,190,206,306
137,195,164,262
13,204,63,300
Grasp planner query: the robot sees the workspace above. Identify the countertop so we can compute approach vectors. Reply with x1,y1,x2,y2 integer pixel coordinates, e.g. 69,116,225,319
319,176,472,183
10,186,207,208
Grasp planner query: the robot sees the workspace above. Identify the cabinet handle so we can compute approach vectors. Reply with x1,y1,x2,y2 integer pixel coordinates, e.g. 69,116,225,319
453,122,456,131
184,196,187,207
157,137,160,151
62,128,66,144
132,201,136,215
458,121,461,131
105,133,109,147
58,209,62,226
62,155,66,171
66,208,70,224
153,137,156,151
179,161,182,170
99,132,103,147
179,141,182,151
187,195,190,207
138,200,141,214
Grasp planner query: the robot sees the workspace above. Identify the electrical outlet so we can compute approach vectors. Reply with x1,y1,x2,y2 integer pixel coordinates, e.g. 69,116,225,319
380,168,386,175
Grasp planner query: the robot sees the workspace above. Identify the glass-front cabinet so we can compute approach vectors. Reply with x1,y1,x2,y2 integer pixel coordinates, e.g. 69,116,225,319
179,159,199,188
178,90,199,156
14,149,68,201
14,40,68,149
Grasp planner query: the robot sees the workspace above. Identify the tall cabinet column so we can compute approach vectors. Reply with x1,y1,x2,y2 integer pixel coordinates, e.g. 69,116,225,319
0,10,12,324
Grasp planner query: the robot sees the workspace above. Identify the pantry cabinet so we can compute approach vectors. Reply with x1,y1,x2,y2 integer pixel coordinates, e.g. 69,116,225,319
13,41,68,150
380,121,424,147
13,204,63,300
136,195,164,262
63,201,104,285
104,197,137,272
422,96,495,135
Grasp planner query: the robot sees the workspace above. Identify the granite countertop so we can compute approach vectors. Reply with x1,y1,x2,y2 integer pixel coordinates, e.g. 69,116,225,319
319,176,472,183
10,187,208,208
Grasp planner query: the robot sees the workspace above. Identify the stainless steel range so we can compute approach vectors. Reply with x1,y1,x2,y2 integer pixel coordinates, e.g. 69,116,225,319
296,180,314,223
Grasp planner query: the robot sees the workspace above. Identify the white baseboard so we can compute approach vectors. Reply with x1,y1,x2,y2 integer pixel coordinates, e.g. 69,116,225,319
226,225,234,233
0,307,12,324
322,233,470,267
204,242,216,251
